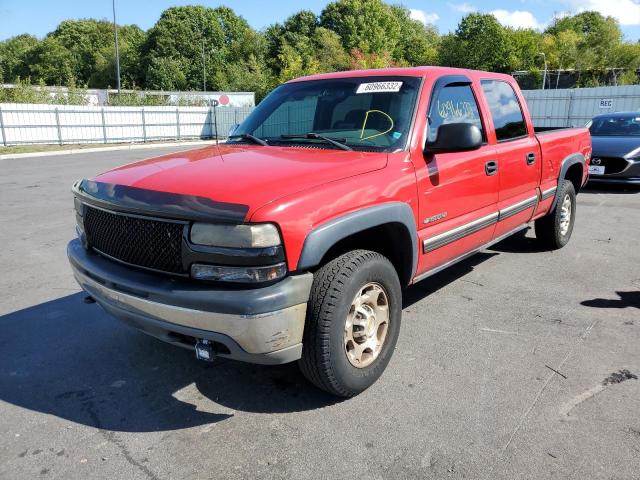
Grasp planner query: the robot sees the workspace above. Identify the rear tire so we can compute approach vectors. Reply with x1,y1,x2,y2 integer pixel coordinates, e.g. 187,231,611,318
534,179,576,249
298,250,402,397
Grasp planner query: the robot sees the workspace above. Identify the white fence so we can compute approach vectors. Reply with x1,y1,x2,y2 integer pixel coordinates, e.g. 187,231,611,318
1,84,256,107
523,85,640,128
5,85,640,145
0,103,254,146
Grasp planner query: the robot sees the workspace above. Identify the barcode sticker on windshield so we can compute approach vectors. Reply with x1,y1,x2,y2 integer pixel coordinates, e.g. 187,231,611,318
356,82,403,94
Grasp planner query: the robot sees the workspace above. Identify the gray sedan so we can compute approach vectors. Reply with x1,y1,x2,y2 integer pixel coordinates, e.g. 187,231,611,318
586,112,640,185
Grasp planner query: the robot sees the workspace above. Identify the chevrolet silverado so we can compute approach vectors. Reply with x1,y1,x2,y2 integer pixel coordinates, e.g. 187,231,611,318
68,67,591,397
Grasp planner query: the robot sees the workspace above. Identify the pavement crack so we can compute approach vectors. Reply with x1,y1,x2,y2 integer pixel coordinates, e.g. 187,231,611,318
83,398,161,480
480,327,519,335
101,430,161,480
502,319,599,451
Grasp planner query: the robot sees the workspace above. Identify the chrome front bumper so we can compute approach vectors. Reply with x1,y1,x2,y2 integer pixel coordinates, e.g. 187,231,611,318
68,239,312,365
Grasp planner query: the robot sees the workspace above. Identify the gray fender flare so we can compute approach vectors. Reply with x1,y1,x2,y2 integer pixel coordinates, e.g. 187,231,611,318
297,202,418,280
551,152,585,211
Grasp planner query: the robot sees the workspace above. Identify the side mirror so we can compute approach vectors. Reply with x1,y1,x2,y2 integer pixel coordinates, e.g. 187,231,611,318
424,123,483,153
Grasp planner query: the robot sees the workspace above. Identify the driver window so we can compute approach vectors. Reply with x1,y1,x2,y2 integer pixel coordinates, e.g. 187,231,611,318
427,84,483,142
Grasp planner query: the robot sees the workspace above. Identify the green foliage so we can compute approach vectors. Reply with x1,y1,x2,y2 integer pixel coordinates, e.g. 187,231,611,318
3,4,640,103
24,36,75,85
0,78,51,103
390,5,439,66
0,78,89,104
539,11,639,86
320,0,401,54
107,92,170,106
439,13,513,72
0,34,39,82
141,5,259,91
506,28,542,71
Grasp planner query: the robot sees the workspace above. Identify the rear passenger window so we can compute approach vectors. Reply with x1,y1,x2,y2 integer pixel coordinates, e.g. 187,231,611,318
480,80,527,141
427,84,483,142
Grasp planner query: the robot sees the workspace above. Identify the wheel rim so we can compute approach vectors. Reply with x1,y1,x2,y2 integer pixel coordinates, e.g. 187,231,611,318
344,282,390,368
559,193,572,236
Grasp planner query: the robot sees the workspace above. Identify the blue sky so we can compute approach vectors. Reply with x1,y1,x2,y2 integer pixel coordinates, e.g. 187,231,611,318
2,0,640,41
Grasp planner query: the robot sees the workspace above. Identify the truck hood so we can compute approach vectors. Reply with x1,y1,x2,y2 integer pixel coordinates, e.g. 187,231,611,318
591,136,640,158
91,144,388,219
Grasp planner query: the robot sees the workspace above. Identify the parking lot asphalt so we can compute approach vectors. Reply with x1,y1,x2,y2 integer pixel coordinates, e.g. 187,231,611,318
0,146,638,480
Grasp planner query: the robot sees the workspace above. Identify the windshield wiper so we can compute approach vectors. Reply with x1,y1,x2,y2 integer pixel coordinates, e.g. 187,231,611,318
280,133,352,151
228,133,269,146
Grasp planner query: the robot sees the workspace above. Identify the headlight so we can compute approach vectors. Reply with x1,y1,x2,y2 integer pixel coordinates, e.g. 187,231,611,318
74,198,87,246
191,263,287,283
190,223,281,248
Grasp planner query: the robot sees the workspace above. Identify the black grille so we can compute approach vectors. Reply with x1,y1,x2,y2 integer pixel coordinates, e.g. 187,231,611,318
83,206,185,274
594,157,629,174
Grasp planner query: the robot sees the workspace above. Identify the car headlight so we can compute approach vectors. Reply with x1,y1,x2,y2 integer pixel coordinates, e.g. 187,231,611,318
190,223,281,248
74,198,87,246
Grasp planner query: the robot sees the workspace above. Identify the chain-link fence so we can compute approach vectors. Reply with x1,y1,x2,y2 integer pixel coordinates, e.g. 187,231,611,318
0,103,255,146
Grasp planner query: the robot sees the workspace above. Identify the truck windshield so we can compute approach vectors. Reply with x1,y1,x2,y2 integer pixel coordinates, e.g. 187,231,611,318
230,76,422,151
589,116,640,136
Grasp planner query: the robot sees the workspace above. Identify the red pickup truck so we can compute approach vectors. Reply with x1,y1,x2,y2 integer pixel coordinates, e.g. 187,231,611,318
68,67,591,397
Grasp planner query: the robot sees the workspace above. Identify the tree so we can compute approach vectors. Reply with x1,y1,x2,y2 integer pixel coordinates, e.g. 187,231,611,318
506,28,542,71
24,37,75,85
141,5,257,91
320,0,401,55
266,11,350,83
6,4,640,94
542,12,637,86
0,34,40,83
438,13,513,72
86,24,147,88
214,29,273,99
145,56,188,90
390,5,439,66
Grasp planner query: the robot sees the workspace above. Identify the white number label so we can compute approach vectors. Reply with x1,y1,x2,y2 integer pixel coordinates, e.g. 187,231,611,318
356,82,403,94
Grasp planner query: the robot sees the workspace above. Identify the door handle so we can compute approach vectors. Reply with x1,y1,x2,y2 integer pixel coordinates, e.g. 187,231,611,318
526,152,536,165
485,160,498,176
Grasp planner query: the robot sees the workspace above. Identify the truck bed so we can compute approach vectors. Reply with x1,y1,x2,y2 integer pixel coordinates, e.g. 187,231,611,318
535,127,591,188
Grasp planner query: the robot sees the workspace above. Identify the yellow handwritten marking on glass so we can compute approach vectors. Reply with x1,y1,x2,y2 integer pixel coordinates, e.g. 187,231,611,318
359,110,394,141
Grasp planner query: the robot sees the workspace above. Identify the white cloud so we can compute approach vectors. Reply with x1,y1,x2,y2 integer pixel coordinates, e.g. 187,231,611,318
448,2,476,13
566,0,640,26
490,9,543,29
409,8,439,25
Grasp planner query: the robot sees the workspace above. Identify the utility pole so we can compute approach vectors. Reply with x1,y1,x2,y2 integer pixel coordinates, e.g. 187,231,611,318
538,52,547,90
112,0,121,94
202,37,206,92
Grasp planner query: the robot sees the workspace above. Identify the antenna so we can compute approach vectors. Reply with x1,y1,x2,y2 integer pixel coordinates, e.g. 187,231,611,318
211,98,219,146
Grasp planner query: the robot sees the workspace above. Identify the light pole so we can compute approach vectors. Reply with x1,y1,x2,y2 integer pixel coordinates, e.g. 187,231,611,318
201,37,206,92
112,0,121,94
537,52,547,90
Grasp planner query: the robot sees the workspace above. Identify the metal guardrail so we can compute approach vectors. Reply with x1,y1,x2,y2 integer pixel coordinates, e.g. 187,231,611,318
0,105,255,146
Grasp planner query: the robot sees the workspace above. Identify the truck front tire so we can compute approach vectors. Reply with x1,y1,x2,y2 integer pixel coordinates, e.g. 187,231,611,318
298,250,402,397
535,179,576,249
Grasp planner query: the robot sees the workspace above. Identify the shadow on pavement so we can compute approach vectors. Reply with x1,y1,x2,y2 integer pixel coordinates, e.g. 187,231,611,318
487,227,550,254
581,291,640,309
0,244,516,432
403,251,498,308
582,184,640,195
0,293,340,433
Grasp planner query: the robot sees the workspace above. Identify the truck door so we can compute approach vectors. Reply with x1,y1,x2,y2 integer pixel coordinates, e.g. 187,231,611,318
479,79,541,238
413,75,499,277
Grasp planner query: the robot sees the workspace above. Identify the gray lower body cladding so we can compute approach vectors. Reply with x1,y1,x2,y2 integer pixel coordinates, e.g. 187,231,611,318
67,239,312,364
